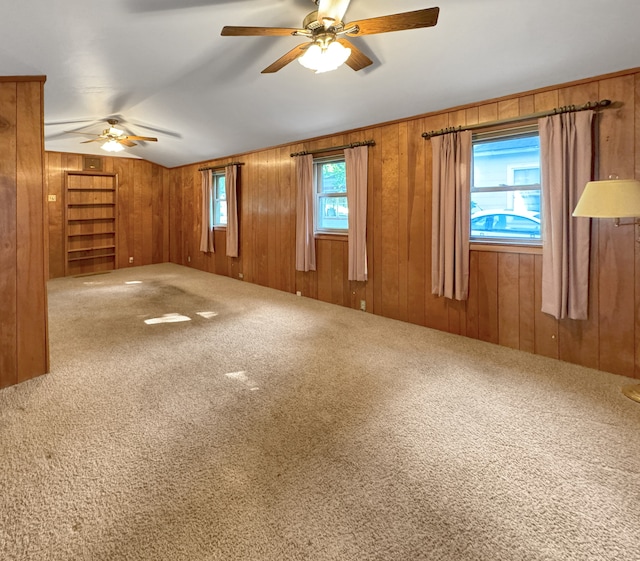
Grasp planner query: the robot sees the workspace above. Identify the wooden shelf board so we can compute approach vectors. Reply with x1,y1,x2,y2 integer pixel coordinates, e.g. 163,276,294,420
68,245,116,253
68,203,115,207
68,218,115,222
68,231,116,237
68,253,116,262
67,188,115,192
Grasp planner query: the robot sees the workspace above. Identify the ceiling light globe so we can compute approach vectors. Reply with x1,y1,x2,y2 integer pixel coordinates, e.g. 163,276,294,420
101,140,125,153
299,44,323,70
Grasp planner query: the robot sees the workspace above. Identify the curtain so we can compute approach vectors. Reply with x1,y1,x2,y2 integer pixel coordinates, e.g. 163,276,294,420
225,164,239,258
539,110,594,320
431,131,472,301
199,170,214,253
295,154,316,272
345,145,368,281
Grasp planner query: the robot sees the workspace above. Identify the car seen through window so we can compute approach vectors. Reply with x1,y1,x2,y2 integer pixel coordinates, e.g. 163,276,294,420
470,210,540,240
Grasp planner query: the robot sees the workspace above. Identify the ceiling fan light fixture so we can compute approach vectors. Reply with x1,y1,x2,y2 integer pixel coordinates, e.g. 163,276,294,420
107,126,124,137
298,40,351,73
101,139,125,153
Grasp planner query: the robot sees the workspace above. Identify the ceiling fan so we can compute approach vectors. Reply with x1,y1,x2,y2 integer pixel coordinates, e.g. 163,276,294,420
221,0,440,74
68,119,158,152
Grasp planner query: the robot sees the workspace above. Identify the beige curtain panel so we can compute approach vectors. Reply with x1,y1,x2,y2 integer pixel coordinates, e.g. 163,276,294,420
199,170,215,253
539,110,594,320
295,154,316,272
431,131,472,301
225,165,239,258
345,145,368,281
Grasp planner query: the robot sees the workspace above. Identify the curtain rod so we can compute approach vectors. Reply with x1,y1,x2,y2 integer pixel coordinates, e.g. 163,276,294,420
198,162,245,172
421,99,612,139
290,140,376,158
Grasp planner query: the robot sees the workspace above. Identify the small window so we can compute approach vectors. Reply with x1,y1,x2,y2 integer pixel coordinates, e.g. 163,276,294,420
471,127,541,244
211,172,227,227
315,157,347,233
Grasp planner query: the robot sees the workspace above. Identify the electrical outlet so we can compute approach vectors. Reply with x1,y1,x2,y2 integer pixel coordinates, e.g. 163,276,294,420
187,256,191,263
360,300,366,311
129,257,134,264
238,273,244,279
47,194,56,202
296,291,302,297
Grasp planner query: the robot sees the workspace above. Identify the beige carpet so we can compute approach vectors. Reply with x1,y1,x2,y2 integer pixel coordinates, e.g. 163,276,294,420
1,263,639,561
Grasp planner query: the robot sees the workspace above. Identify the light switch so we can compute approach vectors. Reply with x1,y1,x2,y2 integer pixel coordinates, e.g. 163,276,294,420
47,195,56,202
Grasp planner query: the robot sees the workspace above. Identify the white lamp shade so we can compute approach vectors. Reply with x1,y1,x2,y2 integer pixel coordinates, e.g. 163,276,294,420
101,139,125,153
573,179,640,218
298,40,350,73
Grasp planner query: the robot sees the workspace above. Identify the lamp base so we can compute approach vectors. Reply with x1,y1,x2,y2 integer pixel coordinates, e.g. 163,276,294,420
622,383,640,404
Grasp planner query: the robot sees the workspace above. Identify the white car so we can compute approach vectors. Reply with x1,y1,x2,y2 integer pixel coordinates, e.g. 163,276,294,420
470,210,541,239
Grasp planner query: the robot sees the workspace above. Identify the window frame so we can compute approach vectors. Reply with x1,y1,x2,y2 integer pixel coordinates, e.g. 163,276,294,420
211,171,227,228
470,125,542,246
314,155,348,235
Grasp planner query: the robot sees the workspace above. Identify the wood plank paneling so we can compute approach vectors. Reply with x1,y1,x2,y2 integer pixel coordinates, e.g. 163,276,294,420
477,252,499,344
597,75,636,376
158,67,640,382
0,82,18,387
1,77,48,388
498,253,520,349
518,255,535,354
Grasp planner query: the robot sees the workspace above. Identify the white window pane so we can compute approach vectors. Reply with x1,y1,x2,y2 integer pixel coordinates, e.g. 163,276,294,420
318,196,348,230
471,131,541,244
473,135,540,188
215,200,227,225
217,176,226,199
320,161,346,193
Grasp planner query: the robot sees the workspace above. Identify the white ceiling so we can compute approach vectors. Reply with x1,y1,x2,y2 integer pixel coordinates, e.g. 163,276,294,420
2,0,639,168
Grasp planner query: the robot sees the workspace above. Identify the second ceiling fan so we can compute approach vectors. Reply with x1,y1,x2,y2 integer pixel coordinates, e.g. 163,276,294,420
221,0,440,74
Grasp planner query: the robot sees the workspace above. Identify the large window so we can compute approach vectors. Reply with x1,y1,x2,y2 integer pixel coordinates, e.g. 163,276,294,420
211,171,227,227
471,127,541,243
315,156,348,233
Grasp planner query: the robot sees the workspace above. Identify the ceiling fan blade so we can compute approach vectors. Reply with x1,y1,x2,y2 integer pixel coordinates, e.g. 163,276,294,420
125,135,158,142
346,7,439,37
80,138,102,144
317,0,351,26
337,38,372,71
119,139,137,147
221,26,301,37
65,131,102,136
262,43,309,74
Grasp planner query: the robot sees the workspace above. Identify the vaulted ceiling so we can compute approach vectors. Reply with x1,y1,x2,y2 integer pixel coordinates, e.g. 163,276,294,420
3,0,639,168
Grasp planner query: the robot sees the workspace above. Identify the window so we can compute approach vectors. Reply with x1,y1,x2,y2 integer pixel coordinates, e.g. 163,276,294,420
211,172,227,227
471,127,541,243
315,156,348,233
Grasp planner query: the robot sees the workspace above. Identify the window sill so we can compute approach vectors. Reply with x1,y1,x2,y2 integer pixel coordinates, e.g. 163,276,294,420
213,225,227,231
315,232,348,242
470,241,542,255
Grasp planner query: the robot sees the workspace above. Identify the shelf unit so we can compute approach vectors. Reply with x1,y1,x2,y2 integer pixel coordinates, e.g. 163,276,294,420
64,171,118,276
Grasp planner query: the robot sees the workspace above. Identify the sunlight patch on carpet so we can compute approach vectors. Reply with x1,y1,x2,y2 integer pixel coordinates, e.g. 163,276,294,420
144,313,192,325
225,371,259,390
197,311,218,319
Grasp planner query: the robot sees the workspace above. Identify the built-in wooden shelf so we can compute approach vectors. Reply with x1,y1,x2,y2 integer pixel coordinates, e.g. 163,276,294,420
65,171,118,276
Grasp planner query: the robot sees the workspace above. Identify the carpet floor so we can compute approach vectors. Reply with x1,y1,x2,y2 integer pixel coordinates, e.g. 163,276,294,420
1,263,639,561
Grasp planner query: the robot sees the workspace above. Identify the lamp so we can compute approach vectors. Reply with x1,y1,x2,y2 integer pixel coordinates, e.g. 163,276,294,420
572,177,640,404
573,178,640,220
299,38,351,73
101,139,125,153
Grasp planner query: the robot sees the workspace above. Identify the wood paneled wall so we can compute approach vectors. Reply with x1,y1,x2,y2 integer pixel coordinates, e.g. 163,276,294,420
45,153,169,278
168,67,640,380
0,77,48,389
